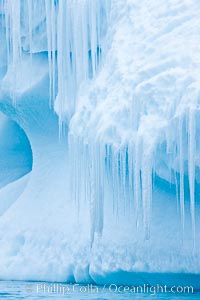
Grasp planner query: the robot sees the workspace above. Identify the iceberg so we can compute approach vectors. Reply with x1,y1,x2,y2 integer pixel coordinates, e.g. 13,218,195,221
0,0,200,286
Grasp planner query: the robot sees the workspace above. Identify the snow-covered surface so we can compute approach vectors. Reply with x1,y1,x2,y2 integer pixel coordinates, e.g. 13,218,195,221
0,0,199,286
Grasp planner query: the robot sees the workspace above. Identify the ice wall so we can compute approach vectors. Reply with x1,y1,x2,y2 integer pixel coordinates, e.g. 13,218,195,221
69,0,200,245
71,0,200,240
0,0,200,284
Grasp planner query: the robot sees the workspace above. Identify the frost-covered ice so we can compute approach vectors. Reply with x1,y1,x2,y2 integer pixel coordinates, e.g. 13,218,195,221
0,0,200,286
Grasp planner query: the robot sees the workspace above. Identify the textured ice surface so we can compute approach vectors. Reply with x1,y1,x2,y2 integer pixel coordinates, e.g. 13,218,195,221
0,0,199,285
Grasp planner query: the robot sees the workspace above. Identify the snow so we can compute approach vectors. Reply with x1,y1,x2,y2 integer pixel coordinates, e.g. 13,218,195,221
0,0,199,286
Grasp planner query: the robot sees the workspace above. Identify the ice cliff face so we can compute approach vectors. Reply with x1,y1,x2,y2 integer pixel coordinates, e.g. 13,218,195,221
0,0,200,285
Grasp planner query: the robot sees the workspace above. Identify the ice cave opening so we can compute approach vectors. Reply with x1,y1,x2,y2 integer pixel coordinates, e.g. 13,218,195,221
0,112,32,189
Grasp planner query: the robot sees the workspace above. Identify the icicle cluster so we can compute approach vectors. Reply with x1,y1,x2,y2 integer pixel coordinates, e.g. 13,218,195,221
69,105,198,245
45,0,110,131
159,108,197,244
68,134,155,243
4,0,21,67
3,0,109,124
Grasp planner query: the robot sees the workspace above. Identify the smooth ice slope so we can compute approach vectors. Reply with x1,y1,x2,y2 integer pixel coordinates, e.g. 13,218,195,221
0,0,200,285
0,113,32,188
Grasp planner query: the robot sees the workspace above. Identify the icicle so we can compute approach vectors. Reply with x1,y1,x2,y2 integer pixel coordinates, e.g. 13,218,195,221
45,0,53,106
4,0,22,105
95,143,104,236
10,0,21,67
89,143,104,244
89,0,98,77
57,0,65,133
188,108,196,244
128,143,134,207
51,0,56,104
174,171,179,214
54,0,109,129
90,148,96,245
179,115,185,233
4,0,11,65
27,0,33,56
111,148,118,216
134,137,141,229
0,0,5,37
141,143,152,240
81,1,89,79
